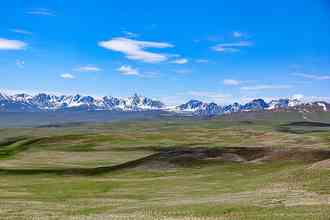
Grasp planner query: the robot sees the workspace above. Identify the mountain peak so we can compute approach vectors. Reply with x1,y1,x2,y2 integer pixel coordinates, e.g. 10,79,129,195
0,91,328,115
0,92,165,112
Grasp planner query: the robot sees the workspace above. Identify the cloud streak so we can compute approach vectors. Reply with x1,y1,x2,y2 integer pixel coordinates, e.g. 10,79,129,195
27,8,55,16
16,59,25,68
187,91,232,100
98,37,173,63
60,73,75,79
212,41,253,52
122,31,139,38
195,59,209,63
171,58,188,64
240,84,292,91
293,73,330,80
233,31,244,38
74,65,102,72
117,65,139,76
0,38,27,50
223,79,241,86
10,29,32,35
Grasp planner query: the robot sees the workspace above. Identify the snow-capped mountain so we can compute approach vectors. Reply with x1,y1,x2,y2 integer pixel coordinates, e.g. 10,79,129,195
122,94,164,111
268,98,301,110
0,93,165,112
176,98,329,116
174,100,222,116
0,92,329,115
242,99,269,111
314,101,329,111
291,101,330,112
223,103,241,113
177,100,204,112
196,102,222,116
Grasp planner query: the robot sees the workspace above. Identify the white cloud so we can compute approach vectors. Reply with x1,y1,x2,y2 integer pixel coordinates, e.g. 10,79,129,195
0,38,27,50
233,31,244,38
299,95,330,103
292,73,330,80
286,94,330,103
117,65,139,76
60,73,75,79
187,91,232,99
10,29,32,35
184,91,233,104
171,58,188,64
27,8,55,16
122,31,139,38
174,69,192,75
73,65,102,72
116,65,161,78
292,94,304,100
223,79,241,86
195,59,209,63
212,41,253,52
240,84,292,91
161,91,233,106
139,71,160,78
98,37,173,63
16,59,25,68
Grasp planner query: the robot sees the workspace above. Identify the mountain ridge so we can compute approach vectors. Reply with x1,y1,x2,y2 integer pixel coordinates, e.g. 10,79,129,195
0,92,329,115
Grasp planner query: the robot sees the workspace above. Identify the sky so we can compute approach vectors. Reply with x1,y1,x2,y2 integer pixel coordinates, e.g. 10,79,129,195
0,0,330,105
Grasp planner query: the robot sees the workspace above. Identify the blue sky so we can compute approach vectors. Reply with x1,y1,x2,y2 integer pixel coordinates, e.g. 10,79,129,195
1,0,330,105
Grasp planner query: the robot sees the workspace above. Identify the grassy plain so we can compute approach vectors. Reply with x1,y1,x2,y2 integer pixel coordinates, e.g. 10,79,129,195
0,112,329,219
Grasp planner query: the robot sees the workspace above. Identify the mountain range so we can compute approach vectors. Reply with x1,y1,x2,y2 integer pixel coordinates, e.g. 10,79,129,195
0,92,329,116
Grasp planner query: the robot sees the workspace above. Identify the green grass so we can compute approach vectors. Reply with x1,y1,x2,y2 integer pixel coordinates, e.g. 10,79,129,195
0,161,329,219
0,116,329,219
0,138,42,160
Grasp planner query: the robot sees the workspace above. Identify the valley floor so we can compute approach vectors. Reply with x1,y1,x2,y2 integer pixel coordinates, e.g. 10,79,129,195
0,112,329,219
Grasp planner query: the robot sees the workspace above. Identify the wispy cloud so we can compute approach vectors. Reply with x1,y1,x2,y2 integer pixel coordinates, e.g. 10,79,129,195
183,91,233,104
139,71,161,78
240,84,292,91
223,79,241,86
98,37,173,63
27,8,55,16
0,38,27,50
73,65,102,72
171,58,188,64
10,29,32,35
174,69,192,75
117,65,140,76
116,65,161,78
195,59,209,63
292,73,330,80
187,91,232,99
212,41,253,53
297,95,330,103
233,31,244,38
60,73,75,79
292,94,304,100
122,31,139,38
160,91,233,106
16,59,25,68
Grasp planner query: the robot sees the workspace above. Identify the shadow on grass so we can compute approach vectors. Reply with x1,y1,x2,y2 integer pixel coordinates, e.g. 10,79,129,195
276,121,330,134
1,146,330,176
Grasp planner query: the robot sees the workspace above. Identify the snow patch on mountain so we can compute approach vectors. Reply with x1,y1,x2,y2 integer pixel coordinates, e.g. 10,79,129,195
0,92,329,115
315,102,327,111
0,92,165,112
